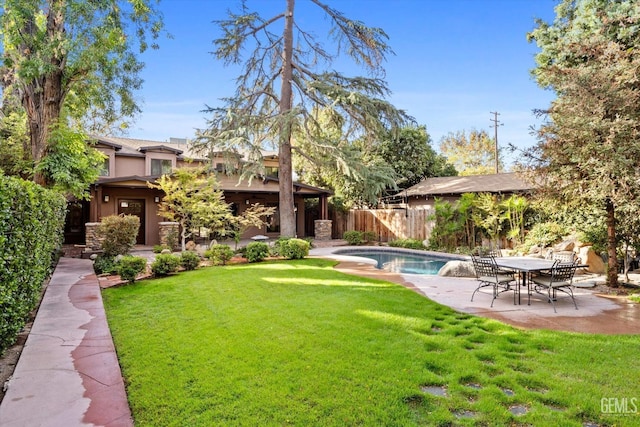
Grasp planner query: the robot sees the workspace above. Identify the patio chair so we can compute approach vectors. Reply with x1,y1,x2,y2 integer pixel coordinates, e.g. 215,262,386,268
538,251,577,276
530,260,579,313
553,251,576,263
477,248,516,274
471,255,517,307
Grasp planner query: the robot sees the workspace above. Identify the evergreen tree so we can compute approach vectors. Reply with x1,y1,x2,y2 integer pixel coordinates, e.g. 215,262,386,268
526,0,640,286
201,0,411,236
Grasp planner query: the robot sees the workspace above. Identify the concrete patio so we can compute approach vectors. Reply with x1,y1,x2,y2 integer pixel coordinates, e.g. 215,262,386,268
310,245,640,334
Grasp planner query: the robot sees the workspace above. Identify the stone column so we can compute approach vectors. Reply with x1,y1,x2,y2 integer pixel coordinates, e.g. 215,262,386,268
85,222,102,251
314,219,332,241
159,222,180,250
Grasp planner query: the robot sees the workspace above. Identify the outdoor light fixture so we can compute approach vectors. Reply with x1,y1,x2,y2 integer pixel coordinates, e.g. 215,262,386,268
245,199,250,205
103,195,109,203
154,196,160,203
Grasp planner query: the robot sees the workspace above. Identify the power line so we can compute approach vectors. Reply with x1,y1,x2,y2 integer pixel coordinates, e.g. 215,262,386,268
489,111,503,174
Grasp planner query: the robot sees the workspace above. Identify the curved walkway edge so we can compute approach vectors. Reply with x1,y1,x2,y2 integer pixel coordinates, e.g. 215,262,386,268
0,258,132,427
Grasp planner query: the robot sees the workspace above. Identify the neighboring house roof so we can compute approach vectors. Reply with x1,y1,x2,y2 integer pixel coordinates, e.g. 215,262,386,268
405,173,534,197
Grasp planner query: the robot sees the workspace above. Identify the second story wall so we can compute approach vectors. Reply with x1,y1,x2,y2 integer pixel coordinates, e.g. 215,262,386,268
115,156,145,177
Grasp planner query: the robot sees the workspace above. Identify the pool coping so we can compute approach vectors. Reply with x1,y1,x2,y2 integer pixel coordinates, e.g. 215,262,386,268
312,246,467,273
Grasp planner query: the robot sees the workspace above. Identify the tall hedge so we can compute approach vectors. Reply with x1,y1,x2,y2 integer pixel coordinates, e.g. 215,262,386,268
0,176,66,353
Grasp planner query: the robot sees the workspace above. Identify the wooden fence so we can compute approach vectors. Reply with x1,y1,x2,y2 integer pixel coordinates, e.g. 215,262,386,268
331,207,433,242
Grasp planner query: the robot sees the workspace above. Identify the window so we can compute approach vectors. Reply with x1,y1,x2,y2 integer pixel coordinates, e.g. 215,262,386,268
99,158,110,177
264,166,278,178
151,159,172,175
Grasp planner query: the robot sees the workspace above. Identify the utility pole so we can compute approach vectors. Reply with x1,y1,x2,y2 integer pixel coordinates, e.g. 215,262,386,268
489,111,502,174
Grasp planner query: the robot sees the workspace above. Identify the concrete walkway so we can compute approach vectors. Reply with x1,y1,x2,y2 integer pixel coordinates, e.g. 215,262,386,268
0,258,132,427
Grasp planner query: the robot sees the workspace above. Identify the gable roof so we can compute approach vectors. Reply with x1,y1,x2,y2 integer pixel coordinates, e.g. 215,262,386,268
405,173,534,197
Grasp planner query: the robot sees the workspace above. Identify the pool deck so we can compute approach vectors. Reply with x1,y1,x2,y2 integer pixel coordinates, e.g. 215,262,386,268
310,246,640,334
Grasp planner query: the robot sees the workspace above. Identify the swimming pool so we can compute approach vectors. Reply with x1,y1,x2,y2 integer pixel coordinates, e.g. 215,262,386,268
334,248,463,275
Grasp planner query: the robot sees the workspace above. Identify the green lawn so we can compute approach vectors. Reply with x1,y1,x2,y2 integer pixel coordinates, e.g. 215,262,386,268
103,258,640,426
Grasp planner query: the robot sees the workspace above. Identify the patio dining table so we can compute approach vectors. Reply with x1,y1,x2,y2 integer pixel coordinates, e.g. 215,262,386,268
493,257,559,305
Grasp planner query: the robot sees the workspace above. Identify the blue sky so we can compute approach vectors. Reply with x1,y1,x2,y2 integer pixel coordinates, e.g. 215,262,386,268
129,0,559,165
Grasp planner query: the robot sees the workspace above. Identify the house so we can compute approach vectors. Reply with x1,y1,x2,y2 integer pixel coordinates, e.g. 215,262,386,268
402,172,534,209
63,136,332,246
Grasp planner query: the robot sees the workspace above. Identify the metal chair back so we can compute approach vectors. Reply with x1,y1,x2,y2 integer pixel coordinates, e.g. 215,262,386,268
552,251,576,264
550,261,577,284
471,255,492,278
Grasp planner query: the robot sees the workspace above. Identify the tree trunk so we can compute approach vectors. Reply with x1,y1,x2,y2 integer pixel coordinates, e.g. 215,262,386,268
21,0,66,186
278,0,296,237
605,198,619,287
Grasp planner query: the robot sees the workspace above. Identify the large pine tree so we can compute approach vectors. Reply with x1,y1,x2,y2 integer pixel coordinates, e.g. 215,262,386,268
201,0,411,236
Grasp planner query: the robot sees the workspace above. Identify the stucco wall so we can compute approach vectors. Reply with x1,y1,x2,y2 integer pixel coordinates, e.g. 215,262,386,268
115,156,145,176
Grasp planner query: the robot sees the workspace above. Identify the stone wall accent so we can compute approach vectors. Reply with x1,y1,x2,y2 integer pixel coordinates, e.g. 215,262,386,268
314,219,332,241
159,222,180,250
85,222,102,251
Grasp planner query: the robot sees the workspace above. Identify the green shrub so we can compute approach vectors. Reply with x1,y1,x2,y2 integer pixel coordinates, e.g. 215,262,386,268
246,242,270,262
180,251,201,271
388,238,426,250
270,237,289,257
116,256,148,283
152,245,167,254
521,222,566,253
151,254,181,276
93,255,118,275
363,231,378,243
343,230,363,245
205,244,235,266
0,176,66,353
280,238,310,259
96,214,140,257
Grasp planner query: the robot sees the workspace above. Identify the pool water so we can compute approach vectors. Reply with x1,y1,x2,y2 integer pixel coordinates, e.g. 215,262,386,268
342,251,449,275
